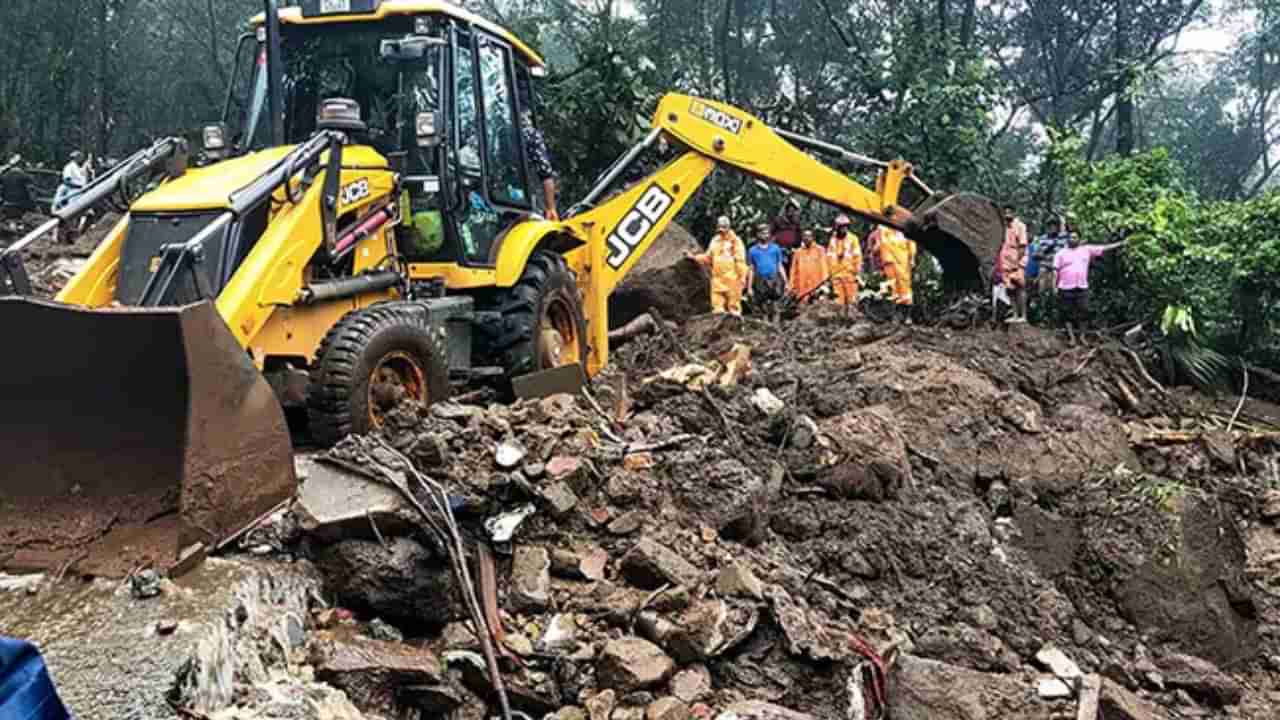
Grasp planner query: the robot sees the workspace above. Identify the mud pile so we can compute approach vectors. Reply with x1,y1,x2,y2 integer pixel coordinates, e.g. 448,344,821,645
609,223,710,328
278,311,1280,720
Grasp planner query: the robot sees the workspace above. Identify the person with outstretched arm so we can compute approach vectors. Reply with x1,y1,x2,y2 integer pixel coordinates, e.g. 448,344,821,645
1053,232,1126,341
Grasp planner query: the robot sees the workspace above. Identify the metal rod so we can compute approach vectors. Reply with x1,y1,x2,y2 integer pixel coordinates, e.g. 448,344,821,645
264,0,285,146
221,33,255,125
0,218,59,259
569,127,662,216
775,128,889,169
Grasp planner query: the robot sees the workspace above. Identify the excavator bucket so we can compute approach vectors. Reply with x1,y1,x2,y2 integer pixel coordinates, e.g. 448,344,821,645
905,192,1006,291
0,298,296,578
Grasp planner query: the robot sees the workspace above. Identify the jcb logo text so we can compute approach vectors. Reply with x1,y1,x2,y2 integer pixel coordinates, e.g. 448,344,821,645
690,100,743,135
607,185,674,269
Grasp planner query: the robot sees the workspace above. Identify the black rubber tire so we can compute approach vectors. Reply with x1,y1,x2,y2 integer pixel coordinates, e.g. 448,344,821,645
307,303,450,447
489,249,588,379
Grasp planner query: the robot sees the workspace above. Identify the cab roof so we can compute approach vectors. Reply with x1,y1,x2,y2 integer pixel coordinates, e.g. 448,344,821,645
251,0,545,70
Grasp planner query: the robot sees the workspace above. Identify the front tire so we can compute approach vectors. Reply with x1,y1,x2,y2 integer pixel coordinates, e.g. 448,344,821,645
489,250,587,379
307,303,450,447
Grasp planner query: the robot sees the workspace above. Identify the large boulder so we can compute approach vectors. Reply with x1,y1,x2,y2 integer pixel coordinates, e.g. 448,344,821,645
316,537,459,625
818,405,913,501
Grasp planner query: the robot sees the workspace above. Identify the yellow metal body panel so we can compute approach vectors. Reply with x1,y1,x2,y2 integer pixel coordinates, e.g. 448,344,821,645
56,215,129,305
407,263,496,288
131,147,294,212
252,0,545,70
250,297,392,368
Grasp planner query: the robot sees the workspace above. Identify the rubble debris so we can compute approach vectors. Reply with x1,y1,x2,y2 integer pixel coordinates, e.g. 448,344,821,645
817,405,913,500
916,624,1019,672
888,655,1038,720
550,546,608,582
510,546,552,612
1035,644,1082,682
486,504,537,543
1037,677,1073,699
597,637,676,692
1261,490,1280,522
496,440,527,469
714,701,818,720
130,569,162,599
752,388,785,416
1075,674,1101,720
621,538,702,589
646,696,691,720
540,481,580,518
670,665,712,704
585,689,618,720
1098,677,1163,720
366,618,404,643
537,613,579,653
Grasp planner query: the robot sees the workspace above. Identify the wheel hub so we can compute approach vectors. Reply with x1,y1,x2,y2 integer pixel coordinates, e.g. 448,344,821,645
540,295,581,369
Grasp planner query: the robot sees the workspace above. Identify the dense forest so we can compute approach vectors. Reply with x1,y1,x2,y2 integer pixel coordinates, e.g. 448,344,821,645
1,0,1275,365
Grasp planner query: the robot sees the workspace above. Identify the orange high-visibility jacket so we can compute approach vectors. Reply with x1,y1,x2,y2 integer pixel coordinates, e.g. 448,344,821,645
789,244,829,298
828,234,863,278
696,231,749,293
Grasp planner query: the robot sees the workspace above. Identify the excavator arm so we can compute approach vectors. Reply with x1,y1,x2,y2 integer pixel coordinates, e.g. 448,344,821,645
564,93,1004,375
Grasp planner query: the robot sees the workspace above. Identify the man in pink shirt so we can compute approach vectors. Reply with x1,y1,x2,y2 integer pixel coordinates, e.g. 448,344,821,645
1053,232,1126,337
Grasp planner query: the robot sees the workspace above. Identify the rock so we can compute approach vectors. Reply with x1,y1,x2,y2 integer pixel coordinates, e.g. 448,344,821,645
1071,619,1093,646
538,613,579,653
496,440,527,469
409,432,451,468
511,546,552,612
503,632,534,657
620,538,701,590
752,388,786,416
585,689,617,720
713,701,818,720
155,619,179,636
640,600,732,663
401,681,469,715
1157,653,1244,706
549,707,588,720
597,637,675,692
607,473,645,505
840,551,879,579
1035,644,1082,681
1098,678,1162,720
818,405,912,501
1261,490,1280,522
767,587,839,662
788,415,820,450
647,697,691,720
624,453,656,471
294,457,413,542
551,547,608,581
1037,678,1073,699
715,561,764,600
1076,675,1101,720
609,511,646,536
961,604,998,631
670,665,711,703
366,617,403,643
547,455,591,495
130,569,162,599
916,625,1019,672
889,655,1039,720
316,537,458,625
311,629,443,717
614,707,647,720
542,481,580,518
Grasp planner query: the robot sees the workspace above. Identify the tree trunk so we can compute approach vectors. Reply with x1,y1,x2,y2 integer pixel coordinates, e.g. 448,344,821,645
1115,0,1135,156
959,0,976,50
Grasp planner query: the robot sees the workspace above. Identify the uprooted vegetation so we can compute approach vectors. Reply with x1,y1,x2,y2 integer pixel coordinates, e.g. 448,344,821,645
257,308,1280,720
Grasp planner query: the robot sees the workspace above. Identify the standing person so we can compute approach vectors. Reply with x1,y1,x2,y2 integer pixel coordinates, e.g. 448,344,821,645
998,205,1029,323
689,216,748,316
521,110,559,221
877,225,916,323
747,222,787,304
1053,232,1127,342
0,155,34,230
53,151,87,212
827,215,862,315
1033,216,1070,298
788,229,829,303
770,198,803,253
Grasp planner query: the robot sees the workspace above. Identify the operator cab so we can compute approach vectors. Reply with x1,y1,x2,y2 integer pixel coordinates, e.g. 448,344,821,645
222,0,550,269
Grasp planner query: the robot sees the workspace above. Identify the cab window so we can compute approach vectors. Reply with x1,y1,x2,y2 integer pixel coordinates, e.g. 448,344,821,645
478,40,529,208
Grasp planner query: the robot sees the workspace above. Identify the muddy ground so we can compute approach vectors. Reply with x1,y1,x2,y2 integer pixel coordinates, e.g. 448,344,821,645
0,210,119,297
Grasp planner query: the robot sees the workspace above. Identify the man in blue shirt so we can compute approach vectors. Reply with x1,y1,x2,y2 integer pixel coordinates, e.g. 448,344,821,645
747,222,787,302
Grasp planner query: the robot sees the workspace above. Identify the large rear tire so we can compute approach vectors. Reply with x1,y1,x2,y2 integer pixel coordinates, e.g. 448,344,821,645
489,250,587,379
307,303,450,447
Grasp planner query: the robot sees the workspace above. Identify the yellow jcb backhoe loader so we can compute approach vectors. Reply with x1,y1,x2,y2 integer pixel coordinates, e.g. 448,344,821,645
0,0,1003,578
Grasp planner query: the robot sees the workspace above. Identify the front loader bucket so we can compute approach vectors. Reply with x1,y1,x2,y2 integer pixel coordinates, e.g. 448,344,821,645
904,192,1006,291
0,298,296,578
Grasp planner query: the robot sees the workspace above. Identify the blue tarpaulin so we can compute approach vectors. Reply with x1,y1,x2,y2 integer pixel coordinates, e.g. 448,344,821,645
0,637,69,720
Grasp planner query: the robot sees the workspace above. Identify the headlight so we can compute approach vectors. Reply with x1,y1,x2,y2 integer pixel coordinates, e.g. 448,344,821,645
202,124,227,151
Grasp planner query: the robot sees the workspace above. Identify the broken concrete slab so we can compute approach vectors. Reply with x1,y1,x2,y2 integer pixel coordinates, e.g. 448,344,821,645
0,558,322,720
293,456,416,543
597,637,676,692
311,628,444,716
511,546,552,612
621,537,701,589
1035,644,1083,681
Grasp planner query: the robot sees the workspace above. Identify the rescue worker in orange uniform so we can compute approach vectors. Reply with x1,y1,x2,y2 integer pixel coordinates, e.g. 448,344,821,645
788,229,829,303
689,215,748,316
877,225,917,323
827,215,862,314
998,205,1030,323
